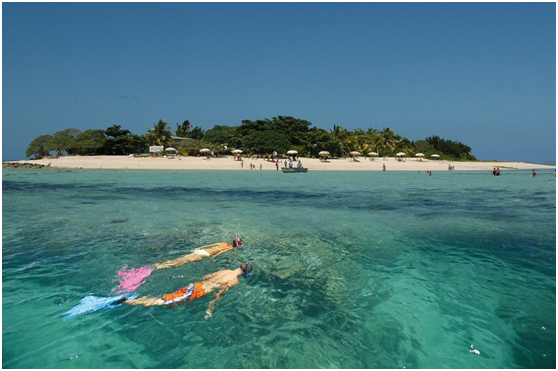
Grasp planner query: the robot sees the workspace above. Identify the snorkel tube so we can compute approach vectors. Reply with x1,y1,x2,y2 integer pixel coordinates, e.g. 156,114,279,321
235,233,239,249
244,261,253,276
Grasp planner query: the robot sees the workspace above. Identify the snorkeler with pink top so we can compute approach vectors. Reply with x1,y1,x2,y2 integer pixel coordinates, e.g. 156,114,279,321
114,234,245,293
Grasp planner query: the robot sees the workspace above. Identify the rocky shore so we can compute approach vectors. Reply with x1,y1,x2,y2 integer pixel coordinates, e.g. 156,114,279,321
2,162,53,169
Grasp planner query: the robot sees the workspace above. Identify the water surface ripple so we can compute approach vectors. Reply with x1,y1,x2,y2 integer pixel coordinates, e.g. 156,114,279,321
2,169,555,368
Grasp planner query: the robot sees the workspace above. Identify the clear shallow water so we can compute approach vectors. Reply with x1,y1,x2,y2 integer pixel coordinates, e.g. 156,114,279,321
2,168,555,369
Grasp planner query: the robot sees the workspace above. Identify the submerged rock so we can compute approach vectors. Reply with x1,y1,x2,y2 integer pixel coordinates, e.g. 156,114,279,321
2,162,52,169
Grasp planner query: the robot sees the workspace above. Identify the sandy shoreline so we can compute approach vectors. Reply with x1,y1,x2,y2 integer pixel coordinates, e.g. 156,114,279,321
5,155,555,172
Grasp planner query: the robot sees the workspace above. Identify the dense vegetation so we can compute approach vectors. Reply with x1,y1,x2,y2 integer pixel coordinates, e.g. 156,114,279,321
26,116,476,160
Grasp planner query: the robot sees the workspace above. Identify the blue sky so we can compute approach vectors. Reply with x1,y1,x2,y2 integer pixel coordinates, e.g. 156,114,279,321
2,2,556,163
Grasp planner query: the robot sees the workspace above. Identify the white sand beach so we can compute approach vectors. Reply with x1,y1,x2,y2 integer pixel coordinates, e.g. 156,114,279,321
7,155,555,172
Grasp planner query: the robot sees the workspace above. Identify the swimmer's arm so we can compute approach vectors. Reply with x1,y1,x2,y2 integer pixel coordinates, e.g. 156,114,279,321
211,249,229,259
204,288,228,319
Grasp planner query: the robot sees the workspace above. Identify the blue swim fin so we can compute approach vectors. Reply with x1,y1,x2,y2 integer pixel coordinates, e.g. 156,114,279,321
63,293,137,320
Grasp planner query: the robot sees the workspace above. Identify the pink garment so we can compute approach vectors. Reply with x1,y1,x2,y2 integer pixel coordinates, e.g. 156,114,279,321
114,266,153,293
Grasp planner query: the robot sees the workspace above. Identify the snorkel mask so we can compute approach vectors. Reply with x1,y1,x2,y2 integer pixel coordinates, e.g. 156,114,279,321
234,233,244,249
244,261,252,277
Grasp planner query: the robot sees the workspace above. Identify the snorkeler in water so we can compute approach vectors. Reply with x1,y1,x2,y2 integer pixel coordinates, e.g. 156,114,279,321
64,263,253,320
115,234,245,293
127,263,253,319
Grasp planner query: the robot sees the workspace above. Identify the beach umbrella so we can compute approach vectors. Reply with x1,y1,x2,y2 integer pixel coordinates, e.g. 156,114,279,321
350,151,360,156
396,152,406,157
287,150,298,155
415,153,424,157
318,151,330,157
431,154,440,158
165,147,177,152
368,152,378,156
200,148,211,153
231,149,243,154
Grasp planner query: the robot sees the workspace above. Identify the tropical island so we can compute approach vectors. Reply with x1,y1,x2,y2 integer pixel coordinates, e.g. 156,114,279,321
25,116,474,160
11,116,552,172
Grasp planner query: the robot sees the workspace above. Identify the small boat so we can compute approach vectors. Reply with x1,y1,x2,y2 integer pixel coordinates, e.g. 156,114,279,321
281,167,308,173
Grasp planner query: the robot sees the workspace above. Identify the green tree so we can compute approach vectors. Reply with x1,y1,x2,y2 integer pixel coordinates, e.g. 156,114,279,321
303,127,340,157
75,129,107,155
26,135,54,159
176,120,192,137
105,125,132,155
238,116,312,146
425,136,476,160
50,128,81,156
268,116,312,145
187,126,204,140
413,140,436,156
103,125,147,155
203,125,238,147
126,134,149,154
376,127,402,156
106,125,131,139
242,130,291,154
147,120,173,146
330,125,351,156
237,119,267,137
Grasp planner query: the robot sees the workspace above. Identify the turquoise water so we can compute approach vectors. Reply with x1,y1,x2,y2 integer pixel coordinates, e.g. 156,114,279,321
2,168,556,369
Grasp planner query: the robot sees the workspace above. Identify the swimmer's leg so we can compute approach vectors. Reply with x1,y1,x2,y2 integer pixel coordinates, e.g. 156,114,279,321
153,252,205,270
126,297,166,307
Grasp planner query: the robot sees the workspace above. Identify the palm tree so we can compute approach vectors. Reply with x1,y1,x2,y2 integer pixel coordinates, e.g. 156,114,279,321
377,127,401,156
176,120,192,137
147,119,173,146
330,125,352,156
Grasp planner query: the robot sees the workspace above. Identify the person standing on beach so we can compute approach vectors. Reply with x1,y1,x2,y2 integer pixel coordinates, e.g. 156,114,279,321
125,263,253,319
382,163,386,171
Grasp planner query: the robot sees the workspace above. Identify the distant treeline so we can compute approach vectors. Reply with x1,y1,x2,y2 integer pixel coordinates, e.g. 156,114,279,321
26,116,476,160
